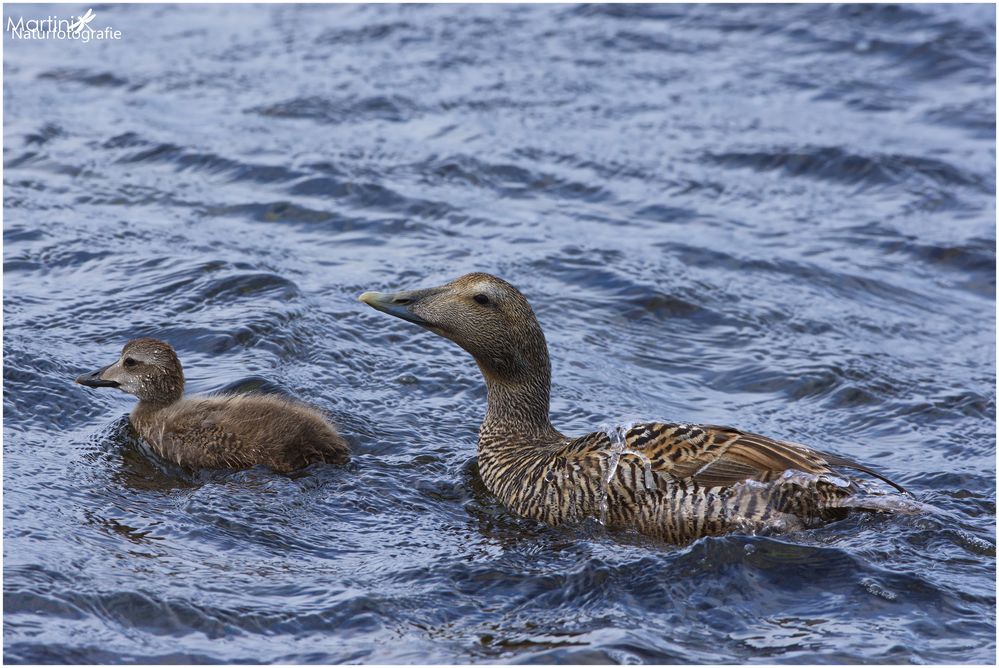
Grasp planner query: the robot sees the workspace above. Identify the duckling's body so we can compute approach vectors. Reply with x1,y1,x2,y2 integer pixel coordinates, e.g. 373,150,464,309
361,273,910,544
130,393,348,472
77,338,348,473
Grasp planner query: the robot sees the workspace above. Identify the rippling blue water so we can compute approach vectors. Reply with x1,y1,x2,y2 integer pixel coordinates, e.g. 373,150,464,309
4,3,995,663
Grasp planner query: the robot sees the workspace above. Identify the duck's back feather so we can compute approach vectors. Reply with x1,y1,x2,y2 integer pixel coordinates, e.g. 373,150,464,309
620,422,907,493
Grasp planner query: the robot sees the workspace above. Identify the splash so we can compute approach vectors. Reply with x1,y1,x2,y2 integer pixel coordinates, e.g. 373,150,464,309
597,423,657,525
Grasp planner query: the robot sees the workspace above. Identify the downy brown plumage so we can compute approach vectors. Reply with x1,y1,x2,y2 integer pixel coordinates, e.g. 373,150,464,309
360,272,910,544
76,338,349,473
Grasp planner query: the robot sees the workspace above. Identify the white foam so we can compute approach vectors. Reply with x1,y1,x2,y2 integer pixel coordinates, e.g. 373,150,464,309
597,422,658,525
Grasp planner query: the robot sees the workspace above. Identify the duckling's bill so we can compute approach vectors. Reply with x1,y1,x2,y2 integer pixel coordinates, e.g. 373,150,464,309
76,364,119,388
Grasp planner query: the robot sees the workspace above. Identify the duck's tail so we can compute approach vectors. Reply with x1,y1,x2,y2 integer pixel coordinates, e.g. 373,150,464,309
834,491,934,515
819,451,909,495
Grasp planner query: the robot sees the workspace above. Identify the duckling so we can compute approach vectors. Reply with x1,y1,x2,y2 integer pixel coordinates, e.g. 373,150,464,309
360,273,910,544
76,338,349,473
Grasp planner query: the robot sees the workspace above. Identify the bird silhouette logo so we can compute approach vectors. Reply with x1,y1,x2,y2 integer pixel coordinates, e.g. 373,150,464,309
69,8,95,33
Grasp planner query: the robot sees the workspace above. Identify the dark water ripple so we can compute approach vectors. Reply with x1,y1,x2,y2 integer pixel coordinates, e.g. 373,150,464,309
4,3,995,664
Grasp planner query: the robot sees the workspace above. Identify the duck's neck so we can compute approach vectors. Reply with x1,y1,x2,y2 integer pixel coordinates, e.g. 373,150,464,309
131,393,182,425
479,360,561,442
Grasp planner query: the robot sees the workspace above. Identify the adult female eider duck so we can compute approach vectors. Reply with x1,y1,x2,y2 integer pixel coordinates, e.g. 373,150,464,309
76,338,349,473
360,272,910,544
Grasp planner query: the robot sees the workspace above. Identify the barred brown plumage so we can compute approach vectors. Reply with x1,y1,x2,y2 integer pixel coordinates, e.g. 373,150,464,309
361,272,912,544
76,338,349,473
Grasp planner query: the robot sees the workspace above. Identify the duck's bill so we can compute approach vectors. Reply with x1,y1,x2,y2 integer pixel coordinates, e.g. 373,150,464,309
359,289,434,327
75,364,119,388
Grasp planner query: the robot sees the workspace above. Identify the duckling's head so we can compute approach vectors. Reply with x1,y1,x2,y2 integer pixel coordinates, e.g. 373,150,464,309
359,272,550,385
76,338,184,405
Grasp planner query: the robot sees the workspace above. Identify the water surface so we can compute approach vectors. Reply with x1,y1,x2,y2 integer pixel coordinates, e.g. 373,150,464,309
3,3,995,663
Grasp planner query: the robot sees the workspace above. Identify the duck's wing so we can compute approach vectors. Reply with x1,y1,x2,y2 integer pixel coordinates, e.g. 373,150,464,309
617,422,906,493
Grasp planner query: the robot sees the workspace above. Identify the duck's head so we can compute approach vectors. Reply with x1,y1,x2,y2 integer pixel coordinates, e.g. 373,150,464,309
359,272,550,385
76,338,184,405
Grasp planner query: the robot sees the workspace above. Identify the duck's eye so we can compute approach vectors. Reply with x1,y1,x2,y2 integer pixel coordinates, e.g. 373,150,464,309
473,293,490,306
123,357,137,369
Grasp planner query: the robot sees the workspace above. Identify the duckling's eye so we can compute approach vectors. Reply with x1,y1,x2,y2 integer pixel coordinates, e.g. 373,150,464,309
473,293,490,306
123,357,137,369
